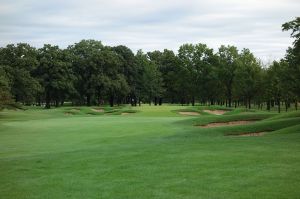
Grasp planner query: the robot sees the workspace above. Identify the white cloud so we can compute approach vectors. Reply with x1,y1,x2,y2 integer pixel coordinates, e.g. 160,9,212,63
0,0,299,62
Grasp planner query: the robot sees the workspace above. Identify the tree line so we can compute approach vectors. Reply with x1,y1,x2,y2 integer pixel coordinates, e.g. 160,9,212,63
0,18,299,112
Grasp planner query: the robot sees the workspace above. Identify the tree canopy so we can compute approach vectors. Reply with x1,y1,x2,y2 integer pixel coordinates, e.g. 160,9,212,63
0,17,299,112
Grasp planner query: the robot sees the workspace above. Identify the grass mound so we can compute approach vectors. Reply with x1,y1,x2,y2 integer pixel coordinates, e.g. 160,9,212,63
174,108,201,116
1,105,300,199
199,120,255,128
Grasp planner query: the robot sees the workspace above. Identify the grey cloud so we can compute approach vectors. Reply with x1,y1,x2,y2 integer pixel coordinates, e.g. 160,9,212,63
0,0,299,62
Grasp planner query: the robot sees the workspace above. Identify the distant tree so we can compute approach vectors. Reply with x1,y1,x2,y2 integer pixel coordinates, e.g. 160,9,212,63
101,47,129,106
0,67,13,109
217,45,239,107
37,44,75,108
135,50,164,105
1,35,297,109
278,60,295,111
193,43,220,105
68,40,104,106
282,17,300,109
178,44,197,105
148,49,184,105
0,43,41,104
158,49,182,104
112,45,137,105
233,48,262,109
282,17,300,50
266,61,285,113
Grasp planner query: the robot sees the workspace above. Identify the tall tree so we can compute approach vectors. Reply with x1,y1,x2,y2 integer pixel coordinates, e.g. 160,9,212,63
266,61,285,113
233,48,262,109
37,44,75,108
101,47,129,106
178,44,197,105
112,45,137,105
68,40,104,106
0,67,13,109
217,45,239,107
0,43,41,104
282,17,300,109
193,43,219,104
135,50,164,105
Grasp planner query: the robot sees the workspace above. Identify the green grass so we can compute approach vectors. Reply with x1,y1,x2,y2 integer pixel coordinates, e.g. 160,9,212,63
0,105,300,199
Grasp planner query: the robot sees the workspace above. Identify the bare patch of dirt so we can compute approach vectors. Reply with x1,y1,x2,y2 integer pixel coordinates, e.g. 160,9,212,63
179,112,200,116
199,120,255,128
228,132,265,137
91,108,104,113
64,112,74,115
203,110,228,115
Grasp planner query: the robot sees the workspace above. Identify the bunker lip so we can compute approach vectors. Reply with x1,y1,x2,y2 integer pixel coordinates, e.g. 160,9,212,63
69,108,80,112
121,112,134,115
203,109,229,115
178,111,200,116
198,120,255,128
227,132,266,137
91,108,104,113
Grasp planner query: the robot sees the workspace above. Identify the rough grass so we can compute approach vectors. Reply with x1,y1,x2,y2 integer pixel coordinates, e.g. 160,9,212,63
0,105,300,199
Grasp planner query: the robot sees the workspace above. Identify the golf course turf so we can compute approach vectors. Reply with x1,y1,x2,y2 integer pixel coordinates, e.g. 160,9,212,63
0,105,300,199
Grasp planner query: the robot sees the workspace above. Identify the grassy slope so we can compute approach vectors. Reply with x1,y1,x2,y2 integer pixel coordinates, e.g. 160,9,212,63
0,105,299,199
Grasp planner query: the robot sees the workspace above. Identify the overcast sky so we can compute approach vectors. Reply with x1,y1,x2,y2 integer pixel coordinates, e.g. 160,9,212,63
0,0,299,62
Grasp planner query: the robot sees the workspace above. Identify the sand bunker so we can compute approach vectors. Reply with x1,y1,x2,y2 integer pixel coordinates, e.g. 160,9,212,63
203,110,228,115
179,112,200,116
228,132,265,137
199,120,254,128
91,108,104,113
121,112,132,115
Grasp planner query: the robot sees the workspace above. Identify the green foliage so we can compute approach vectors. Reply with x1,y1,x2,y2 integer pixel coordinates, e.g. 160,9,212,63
135,50,164,104
0,68,13,109
0,18,299,110
0,43,41,104
37,44,75,108
233,48,262,108
282,17,300,100
217,45,239,107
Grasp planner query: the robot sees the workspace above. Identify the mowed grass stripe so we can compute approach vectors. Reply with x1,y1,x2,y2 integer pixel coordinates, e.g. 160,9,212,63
0,105,300,199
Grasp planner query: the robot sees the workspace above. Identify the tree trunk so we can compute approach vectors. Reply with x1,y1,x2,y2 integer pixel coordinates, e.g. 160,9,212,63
228,88,232,107
109,95,114,107
134,96,137,106
191,97,194,106
86,94,91,106
154,97,158,106
159,98,162,106
278,99,281,113
45,90,51,109
271,100,274,107
248,98,251,109
267,100,270,111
